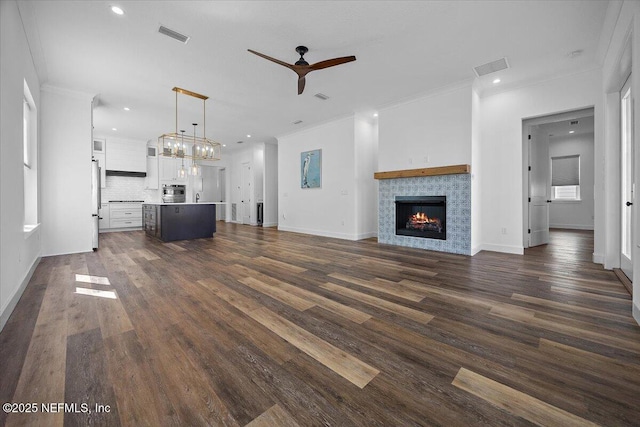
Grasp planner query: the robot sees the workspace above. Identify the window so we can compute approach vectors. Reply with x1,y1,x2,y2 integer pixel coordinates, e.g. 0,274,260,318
23,80,38,228
551,154,580,201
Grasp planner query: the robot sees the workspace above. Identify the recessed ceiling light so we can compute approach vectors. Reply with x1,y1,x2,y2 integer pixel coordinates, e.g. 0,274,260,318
246,134,251,138
493,78,501,84
123,107,130,111
222,144,226,147
110,6,124,15
112,128,117,131
373,113,378,117
569,130,575,134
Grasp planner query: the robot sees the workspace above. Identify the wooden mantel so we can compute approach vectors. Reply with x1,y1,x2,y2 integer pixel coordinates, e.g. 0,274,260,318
374,164,470,180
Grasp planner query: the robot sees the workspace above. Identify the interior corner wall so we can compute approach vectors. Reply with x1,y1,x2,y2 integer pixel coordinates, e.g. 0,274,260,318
477,68,602,255
40,87,93,256
471,87,482,255
549,133,595,230
263,143,278,227
277,117,358,240
354,114,378,239
0,0,42,330
377,83,473,171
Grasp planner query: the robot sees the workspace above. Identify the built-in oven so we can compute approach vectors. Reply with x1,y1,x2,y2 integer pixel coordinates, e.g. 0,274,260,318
162,184,186,203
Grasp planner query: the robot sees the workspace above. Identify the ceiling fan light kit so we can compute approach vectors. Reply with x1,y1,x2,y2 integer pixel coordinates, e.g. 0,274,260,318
248,45,356,94
158,87,222,163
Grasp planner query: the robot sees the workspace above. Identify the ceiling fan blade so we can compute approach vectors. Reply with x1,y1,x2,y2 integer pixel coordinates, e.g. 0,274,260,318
310,56,356,71
298,76,306,95
248,49,294,70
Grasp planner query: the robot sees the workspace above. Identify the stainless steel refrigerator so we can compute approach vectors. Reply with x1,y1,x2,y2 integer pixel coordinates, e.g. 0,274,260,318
91,158,101,250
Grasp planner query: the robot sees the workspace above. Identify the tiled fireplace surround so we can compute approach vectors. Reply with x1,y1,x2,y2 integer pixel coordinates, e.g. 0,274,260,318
377,167,471,255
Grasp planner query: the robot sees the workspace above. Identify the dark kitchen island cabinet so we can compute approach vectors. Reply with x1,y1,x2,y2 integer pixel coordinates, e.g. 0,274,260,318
143,203,216,242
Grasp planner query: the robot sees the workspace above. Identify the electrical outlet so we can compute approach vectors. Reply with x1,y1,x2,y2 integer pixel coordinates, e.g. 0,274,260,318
408,158,413,165
341,189,348,196
341,220,345,226
501,227,507,235
282,213,286,220
424,155,429,163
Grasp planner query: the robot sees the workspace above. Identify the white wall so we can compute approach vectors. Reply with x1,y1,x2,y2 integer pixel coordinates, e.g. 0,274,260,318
549,133,595,230
278,117,359,239
40,86,94,256
477,68,602,255
354,114,378,239
378,83,472,171
0,0,42,330
263,143,278,227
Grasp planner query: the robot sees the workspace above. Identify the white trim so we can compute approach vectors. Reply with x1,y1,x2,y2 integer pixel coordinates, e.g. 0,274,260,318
0,257,41,333
633,303,640,328
549,224,594,230
261,222,278,228
41,84,95,101
471,245,482,256
277,225,360,241
355,231,378,240
592,252,605,265
477,243,524,255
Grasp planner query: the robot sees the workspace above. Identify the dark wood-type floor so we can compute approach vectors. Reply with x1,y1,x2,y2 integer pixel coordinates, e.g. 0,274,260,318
1,225,639,426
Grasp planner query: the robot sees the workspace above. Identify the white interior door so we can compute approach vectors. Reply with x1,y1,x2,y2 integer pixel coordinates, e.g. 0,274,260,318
529,128,550,247
241,162,251,224
621,75,633,279
219,168,226,221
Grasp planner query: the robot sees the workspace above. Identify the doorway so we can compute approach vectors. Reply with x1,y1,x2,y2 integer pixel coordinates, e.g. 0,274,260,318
523,108,595,249
620,75,633,280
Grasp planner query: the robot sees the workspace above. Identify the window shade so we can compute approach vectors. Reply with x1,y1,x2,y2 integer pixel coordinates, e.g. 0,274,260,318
551,155,580,186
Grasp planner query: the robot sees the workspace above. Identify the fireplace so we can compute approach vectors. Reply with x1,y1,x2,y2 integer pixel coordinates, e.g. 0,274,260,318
395,196,446,240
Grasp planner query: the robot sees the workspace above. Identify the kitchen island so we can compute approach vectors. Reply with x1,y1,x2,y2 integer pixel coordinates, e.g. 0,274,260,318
143,202,218,242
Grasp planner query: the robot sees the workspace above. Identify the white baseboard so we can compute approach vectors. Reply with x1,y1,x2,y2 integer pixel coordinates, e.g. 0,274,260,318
470,246,482,256
278,225,360,241
592,253,604,264
477,243,524,255
262,222,278,228
549,224,594,230
0,256,41,333
355,231,377,240
633,302,640,327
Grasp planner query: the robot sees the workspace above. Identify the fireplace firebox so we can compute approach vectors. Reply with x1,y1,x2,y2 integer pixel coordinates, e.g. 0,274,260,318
395,196,446,239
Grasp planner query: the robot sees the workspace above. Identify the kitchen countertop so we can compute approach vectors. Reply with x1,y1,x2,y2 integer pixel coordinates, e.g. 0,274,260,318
143,202,228,206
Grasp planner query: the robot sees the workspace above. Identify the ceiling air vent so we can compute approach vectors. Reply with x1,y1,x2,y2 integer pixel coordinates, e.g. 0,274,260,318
473,57,509,77
570,120,579,125
314,93,329,100
293,120,303,125
158,25,190,44
236,140,244,144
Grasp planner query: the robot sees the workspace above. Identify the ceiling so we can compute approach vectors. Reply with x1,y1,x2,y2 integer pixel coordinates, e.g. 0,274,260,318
18,1,610,151
543,115,595,140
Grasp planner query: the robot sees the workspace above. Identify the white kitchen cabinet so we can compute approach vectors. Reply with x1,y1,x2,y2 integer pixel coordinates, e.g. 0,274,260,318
109,203,143,229
145,146,159,189
159,156,187,183
106,140,146,173
99,202,110,231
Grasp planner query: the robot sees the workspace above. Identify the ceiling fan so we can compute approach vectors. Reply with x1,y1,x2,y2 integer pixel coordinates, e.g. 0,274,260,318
248,46,356,95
